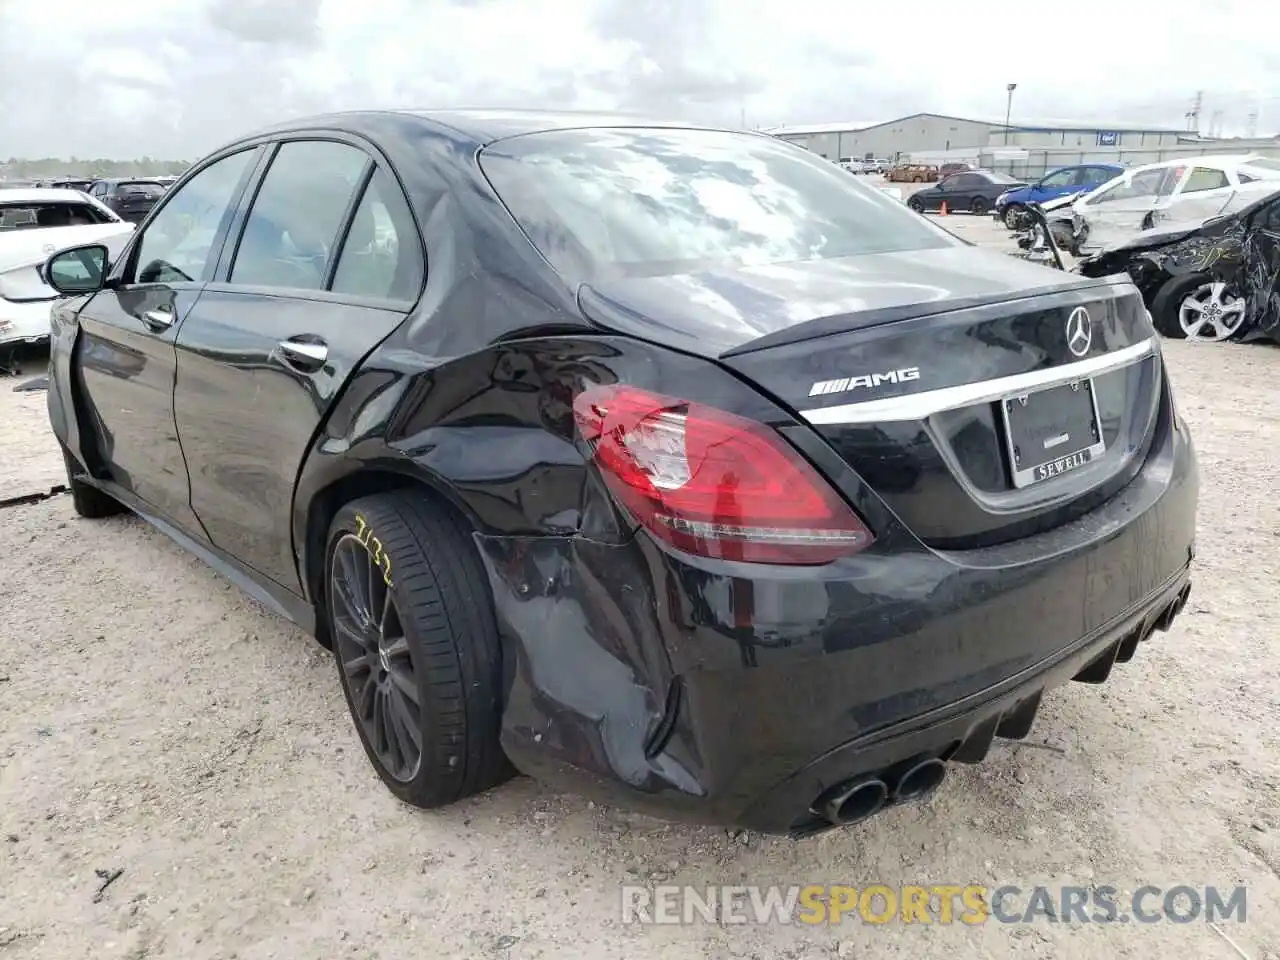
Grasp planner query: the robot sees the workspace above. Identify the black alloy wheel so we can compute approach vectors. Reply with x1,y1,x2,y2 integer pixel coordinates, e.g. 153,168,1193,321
970,197,990,215
330,531,421,783
325,493,511,808
908,196,924,214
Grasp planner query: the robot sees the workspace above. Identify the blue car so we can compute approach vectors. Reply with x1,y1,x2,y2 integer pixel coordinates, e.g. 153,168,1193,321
993,163,1124,228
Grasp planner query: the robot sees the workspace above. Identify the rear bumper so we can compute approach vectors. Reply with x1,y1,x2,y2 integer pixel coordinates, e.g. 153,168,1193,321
742,567,1190,836
474,391,1198,835
0,298,54,347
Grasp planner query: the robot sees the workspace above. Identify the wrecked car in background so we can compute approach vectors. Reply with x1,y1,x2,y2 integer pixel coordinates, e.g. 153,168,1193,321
994,163,1124,229
1075,182,1280,343
1070,155,1280,255
1,188,135,369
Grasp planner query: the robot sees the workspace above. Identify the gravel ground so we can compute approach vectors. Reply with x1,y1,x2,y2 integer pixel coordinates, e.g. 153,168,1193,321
1,226,1278,959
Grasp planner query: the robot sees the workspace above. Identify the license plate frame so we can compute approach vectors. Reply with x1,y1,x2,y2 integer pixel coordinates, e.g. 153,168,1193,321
999,378,1106,489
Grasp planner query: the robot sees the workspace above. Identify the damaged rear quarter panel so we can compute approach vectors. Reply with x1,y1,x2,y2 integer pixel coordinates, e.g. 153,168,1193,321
297,330,800,801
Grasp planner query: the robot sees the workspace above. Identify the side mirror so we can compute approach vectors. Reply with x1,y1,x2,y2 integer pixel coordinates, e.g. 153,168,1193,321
45,244,109,296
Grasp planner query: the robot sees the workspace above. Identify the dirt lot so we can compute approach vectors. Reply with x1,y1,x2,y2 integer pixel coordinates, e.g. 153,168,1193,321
2,221,1278,959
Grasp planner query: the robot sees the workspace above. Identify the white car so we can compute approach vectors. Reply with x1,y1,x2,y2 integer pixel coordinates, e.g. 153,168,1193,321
1071,154,1280,252
0,189,135,349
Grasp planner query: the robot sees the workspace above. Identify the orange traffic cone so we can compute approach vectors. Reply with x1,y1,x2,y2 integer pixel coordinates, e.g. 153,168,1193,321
939,200,949,216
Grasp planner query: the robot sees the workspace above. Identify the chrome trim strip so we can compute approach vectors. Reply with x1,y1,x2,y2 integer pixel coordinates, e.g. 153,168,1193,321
799,338,1157,426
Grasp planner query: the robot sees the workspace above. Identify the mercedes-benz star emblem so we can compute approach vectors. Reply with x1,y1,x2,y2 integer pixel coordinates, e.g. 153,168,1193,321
1066,306,1093,358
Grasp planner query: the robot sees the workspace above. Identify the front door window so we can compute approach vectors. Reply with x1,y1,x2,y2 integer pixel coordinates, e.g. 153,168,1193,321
132,149,258,284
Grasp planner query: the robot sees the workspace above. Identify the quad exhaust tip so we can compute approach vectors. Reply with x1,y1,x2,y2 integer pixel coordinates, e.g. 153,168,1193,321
891,758,948,802
816,757,950,827
818,778,889,826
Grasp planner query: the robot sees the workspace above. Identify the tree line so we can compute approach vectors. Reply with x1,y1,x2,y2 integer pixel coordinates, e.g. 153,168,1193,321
1,157,192,180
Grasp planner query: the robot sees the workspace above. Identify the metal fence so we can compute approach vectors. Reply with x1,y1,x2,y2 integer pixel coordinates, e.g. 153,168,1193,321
970,143,1280,180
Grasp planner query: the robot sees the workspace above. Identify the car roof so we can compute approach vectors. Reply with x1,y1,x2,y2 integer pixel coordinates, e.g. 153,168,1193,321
235,108,741,150
1127,154,1264,174
0,187,94,204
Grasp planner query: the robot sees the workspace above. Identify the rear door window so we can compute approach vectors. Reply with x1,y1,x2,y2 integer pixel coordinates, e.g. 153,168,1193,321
229,140,369,291
1180,167,1229,194
329,167,424,301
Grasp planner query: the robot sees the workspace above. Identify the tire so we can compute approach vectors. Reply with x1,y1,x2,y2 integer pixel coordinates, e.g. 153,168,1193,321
61,448,124,519
1149,276,1199,339
907,197,924,214
1003,204,1026,229
1150,274,1248,342
325,492,512,809
970,197,990,216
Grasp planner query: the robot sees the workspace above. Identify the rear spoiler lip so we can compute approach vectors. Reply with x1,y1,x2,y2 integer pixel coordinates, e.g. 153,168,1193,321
719,275,1136,358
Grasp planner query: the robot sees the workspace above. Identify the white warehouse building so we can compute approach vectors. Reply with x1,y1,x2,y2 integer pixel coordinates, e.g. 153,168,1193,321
766,113,1187,163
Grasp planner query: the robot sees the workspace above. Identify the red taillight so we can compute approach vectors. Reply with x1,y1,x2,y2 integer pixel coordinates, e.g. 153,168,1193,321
573,384,874,564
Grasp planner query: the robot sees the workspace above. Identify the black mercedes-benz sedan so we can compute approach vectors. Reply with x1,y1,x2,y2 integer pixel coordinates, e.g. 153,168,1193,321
43,109,1198,838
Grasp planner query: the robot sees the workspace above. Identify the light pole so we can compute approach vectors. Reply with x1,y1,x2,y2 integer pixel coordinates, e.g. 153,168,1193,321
1004,83,1017,144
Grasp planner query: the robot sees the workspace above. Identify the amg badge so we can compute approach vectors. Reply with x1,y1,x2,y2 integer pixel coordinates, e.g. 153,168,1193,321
1034,448,1093,482
808,367,921,398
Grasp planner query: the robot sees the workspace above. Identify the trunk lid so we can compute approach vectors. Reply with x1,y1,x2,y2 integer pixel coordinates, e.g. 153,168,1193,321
577,247,1162,549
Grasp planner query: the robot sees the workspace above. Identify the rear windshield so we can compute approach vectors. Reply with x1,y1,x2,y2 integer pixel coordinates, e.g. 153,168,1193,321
115,181,165,198
984,172,1023,184
1242,158,1280,174
479,127,956,280
0,200,113,230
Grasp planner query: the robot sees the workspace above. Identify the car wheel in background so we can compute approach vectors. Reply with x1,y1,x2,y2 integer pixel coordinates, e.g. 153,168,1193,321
1151,274,1248,342
61,448,124,519
1003,204,1026,229
907,196,925,214
970,197,990,215
325,492,512,809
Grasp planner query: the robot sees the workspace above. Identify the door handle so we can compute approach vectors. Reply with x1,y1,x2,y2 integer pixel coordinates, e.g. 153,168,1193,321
277,338,329,371
141,307,174,331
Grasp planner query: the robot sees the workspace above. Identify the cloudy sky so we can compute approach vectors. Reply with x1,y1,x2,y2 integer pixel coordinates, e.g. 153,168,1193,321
1,0,1277,160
